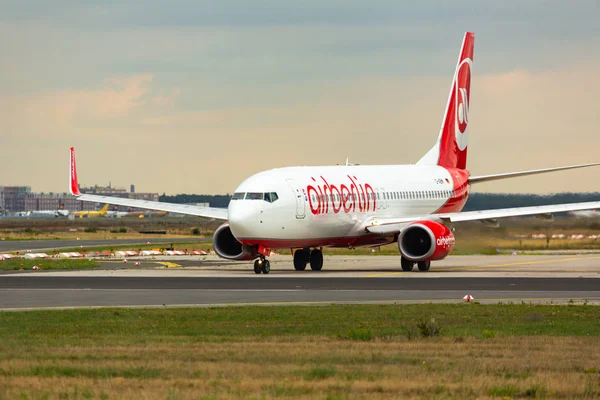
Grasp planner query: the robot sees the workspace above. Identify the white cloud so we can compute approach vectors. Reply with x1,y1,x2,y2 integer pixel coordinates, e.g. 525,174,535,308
0,73,160,137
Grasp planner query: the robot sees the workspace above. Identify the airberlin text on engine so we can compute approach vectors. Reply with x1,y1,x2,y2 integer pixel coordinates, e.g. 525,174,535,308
306,175,376,215
436,235,455,248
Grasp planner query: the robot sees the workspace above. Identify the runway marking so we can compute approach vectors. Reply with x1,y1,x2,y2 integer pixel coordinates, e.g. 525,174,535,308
155,262,181,268
364,255,600,277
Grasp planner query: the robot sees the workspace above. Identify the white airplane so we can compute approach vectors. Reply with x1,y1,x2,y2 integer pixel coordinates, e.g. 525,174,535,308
568,210,599,218
104,205,129,218
68,32,600,274
26,209,70,218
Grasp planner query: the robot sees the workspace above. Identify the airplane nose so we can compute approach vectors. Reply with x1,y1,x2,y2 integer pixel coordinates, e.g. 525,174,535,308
228,201,259,239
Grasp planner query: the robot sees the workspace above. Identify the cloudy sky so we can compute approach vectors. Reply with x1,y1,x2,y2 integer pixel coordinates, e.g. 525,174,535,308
1,1,599,194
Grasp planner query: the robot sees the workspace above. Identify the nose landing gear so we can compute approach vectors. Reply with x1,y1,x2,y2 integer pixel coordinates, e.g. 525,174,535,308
253,257,271,274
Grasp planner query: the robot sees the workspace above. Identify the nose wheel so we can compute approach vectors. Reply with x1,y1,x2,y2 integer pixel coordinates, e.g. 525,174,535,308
253,258,271,274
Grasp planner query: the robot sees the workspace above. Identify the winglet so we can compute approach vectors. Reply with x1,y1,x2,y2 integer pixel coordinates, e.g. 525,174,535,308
70,147,81,196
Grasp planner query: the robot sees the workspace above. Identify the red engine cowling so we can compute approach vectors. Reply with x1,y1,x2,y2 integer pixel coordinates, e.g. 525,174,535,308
212,223,258,260
398,221,455,262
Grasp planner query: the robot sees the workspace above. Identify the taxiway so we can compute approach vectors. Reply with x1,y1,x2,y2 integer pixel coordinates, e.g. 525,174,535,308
1,254,599,310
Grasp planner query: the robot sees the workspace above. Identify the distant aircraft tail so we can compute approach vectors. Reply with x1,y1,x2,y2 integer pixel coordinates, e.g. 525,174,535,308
99,204,110,215
417,32,474,170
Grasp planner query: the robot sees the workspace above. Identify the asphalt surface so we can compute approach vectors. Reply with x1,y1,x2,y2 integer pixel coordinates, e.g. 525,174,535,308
0,238,204,252
1,289,596,310
1,254,600,309
1,276,598,291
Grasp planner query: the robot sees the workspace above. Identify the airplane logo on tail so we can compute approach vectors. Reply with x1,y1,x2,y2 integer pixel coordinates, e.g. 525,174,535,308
454,58,472,151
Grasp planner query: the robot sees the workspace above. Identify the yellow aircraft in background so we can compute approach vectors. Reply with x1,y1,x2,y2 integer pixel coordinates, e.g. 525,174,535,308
72,203,109,218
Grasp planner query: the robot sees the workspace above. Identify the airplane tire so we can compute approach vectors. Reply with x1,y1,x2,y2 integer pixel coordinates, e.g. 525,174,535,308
262,260,271,274
254,260,262,274
310,249,323,271
401,257,414,272
417,260,431,272
293,250,308,271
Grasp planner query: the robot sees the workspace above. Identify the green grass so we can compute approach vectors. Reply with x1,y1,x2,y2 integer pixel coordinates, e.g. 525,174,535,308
0,365,162,379
1,304,599,399
304,365,338,380
0,258,98,271
0,304,599,346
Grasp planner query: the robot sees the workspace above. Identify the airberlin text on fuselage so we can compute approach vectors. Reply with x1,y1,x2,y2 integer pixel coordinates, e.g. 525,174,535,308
307,175,376,215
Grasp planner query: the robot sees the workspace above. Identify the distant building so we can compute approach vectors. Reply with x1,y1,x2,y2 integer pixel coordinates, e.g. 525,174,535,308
1,186,31,212
80,185,157,201
79,184,158,211
24,193,95,212
80,185,129,198
130,192,159,201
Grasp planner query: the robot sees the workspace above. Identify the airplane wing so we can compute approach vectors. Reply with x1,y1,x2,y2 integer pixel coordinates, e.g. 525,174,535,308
468,163,600,184
366,201,600,235
69,148,228,220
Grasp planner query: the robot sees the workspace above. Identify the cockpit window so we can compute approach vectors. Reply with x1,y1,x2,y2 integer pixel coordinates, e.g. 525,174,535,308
246,192,264,200
233,192,279,202
264,192,279,203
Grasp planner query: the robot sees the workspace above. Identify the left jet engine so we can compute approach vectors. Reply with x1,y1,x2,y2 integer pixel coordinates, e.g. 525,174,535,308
212,223,258,260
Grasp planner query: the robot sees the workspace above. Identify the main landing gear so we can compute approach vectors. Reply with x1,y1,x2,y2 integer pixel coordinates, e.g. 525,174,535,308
253,257,271,274
401,257,431,272
293,248,323,271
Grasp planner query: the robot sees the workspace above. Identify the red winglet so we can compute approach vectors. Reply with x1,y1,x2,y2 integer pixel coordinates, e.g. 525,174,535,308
70,147,81,196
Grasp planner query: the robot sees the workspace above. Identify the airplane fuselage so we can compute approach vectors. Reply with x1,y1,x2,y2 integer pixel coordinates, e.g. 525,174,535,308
228,164,470,249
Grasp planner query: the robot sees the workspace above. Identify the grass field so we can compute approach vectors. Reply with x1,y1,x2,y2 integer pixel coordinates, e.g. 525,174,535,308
0,258,98,271
0,304,599,399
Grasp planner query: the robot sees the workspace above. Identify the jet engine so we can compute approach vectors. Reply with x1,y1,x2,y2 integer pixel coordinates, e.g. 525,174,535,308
212,223,258,260
398,221,455,262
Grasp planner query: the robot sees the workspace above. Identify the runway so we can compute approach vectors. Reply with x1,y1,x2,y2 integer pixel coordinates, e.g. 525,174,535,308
1,254,600,310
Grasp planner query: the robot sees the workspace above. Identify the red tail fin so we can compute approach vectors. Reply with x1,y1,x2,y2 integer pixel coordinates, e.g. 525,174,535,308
417,32,474,170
